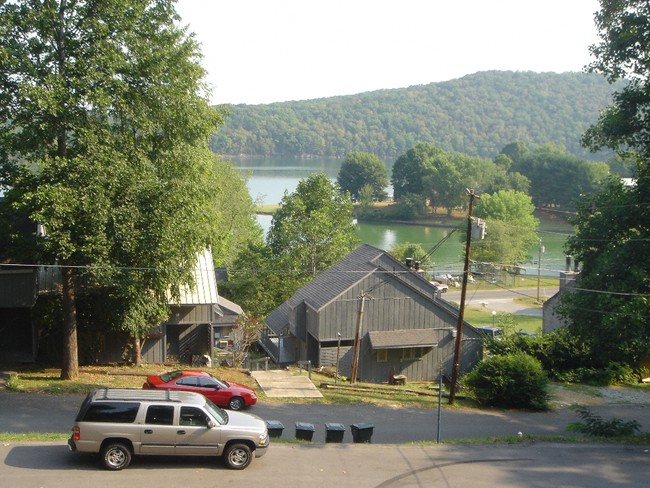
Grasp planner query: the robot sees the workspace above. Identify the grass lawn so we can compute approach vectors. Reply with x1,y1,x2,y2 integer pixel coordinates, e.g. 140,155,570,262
4,364,473,410
463,307,542,334
5,364,258,395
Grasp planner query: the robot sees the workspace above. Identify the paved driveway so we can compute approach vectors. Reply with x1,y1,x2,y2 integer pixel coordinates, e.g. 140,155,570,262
251,369,323,398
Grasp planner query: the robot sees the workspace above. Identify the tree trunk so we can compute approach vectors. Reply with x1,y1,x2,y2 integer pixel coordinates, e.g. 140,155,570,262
60,266,79,380
133,336,142,366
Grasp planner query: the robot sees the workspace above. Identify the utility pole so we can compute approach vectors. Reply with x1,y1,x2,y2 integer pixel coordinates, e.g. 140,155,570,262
536,239,544,303
449,189,478,404
350,291,368,384
335,332,341,384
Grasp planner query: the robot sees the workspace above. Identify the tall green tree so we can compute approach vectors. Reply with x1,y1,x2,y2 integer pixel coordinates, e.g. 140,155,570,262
210,158,262,268
219,242,295,318
268,173,359,280
392,143,506,215
583,0,650,162
559,0,650,368
421,154,464,214
337,151,388,201
0,0,224,375
472,190,539,266
561,178,650,366
391,144,444,201
510,144,609,209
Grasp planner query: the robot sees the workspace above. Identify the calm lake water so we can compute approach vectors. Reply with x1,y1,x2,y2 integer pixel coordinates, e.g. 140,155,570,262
230,157,570,276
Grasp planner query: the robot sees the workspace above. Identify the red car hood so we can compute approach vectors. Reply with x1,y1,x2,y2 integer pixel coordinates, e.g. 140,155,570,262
225,381,255,394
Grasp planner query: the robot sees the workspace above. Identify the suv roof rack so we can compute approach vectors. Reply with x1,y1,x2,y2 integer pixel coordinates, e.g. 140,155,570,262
93,388,185,403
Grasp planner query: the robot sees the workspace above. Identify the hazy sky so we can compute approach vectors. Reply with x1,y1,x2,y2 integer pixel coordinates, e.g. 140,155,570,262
175,0,602,105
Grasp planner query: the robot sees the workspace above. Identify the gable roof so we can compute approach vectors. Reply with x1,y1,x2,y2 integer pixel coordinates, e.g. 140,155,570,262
266,244,383,333
215,295,243,316
265,244,448,333
293,244,385,309
172,248,219,305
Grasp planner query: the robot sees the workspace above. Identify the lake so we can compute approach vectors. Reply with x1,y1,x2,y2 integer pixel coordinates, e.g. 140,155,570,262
230,157,570,277
232,157,345,206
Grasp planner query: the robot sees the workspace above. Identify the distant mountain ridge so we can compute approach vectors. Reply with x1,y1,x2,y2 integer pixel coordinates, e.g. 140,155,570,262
210,71,618,161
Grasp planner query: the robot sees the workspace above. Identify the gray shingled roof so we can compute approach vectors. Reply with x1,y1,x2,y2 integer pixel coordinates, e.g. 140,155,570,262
293,244,386,310
265,301,291,333
214,295,243,316
265,244,384,333
368,329,439,349
264,243,478,345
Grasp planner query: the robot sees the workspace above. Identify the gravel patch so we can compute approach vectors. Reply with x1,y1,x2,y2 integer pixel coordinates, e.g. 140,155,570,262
551,384,650,408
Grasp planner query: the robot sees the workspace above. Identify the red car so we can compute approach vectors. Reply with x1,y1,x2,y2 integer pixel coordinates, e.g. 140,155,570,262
143,370,257,410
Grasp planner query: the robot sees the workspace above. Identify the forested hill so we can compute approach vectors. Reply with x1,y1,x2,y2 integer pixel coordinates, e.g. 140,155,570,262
210,71,619,161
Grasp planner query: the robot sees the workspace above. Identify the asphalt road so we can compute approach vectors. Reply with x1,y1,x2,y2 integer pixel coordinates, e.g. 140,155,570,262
2,389,650,487
444,285,559,316
2,441,649,487
0,390,647,444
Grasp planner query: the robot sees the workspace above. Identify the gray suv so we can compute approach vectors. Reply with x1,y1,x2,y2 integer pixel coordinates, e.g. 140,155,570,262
68,388,269,470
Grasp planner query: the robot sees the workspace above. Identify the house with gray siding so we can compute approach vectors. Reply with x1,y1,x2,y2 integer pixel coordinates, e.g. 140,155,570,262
0,248,242,364
543,270,579,334
0,268,40,362
260,244,483,383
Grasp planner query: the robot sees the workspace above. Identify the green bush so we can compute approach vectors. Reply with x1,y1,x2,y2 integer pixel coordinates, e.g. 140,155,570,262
393,193,427,219
554,362,636,385
487,328,592,376
567,405,641,437
485,329,641,384
464,352,549,410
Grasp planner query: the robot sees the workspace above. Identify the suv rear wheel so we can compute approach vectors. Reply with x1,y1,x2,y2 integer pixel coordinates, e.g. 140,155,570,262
224,443,252,469
101,442,132,470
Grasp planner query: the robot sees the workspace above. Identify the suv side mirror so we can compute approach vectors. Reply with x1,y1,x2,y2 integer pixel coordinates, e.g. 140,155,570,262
207,420,216,429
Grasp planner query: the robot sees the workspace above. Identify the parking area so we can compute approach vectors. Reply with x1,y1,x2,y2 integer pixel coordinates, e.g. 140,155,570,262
251,369,323,398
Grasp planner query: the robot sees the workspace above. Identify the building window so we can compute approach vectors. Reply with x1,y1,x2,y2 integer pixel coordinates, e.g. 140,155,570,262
401,347,423,360
401,348,414,360
376,349,387,362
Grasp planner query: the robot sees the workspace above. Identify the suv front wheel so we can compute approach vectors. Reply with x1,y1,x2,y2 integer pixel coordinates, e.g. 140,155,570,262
101,442,132,470
223,443,252,469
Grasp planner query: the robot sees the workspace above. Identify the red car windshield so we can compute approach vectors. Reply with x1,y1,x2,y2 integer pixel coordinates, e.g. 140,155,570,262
160,371,184,383
208,374,229,389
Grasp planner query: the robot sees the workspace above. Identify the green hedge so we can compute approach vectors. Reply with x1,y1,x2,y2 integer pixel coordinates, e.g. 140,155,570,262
464,352,550,410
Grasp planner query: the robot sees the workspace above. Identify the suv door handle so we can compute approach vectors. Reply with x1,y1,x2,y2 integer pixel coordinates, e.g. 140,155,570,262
177,430,186,435
144,429,153,434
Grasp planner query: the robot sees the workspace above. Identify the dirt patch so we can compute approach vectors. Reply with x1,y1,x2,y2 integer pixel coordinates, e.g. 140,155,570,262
550,384,650,408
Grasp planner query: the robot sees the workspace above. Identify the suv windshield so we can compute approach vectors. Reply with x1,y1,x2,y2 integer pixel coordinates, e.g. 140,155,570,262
204,398,229,424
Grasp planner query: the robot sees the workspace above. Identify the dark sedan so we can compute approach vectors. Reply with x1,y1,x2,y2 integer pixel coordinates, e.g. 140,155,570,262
143,370,257,410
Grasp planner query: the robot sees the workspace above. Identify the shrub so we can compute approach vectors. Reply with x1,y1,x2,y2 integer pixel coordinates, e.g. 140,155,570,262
6,374,20,391
393,193,427,219
464,352,549,410
567,405,641,437
551,362,638,385
485,329,642,384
